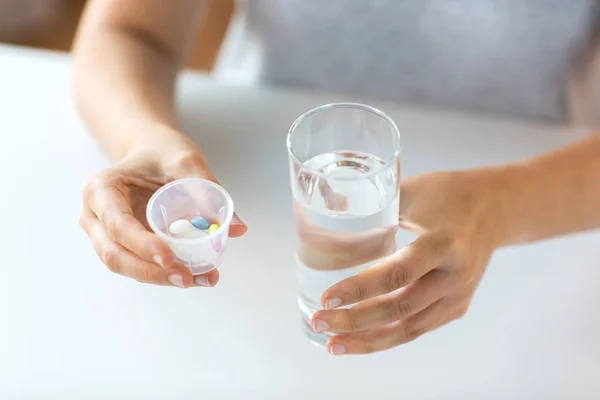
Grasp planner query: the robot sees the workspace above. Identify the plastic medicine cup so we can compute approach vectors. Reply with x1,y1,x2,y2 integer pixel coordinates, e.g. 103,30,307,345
146,178,234,275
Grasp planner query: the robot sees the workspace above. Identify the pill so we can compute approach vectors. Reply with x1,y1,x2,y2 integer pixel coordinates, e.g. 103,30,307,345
190,217,210,230
169,219,195,236
208,224,220,234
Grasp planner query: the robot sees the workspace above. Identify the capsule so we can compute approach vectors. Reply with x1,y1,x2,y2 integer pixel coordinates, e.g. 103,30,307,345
190,217,210,230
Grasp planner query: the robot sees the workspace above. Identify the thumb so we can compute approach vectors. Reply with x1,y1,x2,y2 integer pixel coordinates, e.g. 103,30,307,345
175,158,248,238
228,213,248,237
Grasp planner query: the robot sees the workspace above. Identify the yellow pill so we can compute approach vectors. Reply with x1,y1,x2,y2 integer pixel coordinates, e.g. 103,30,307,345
208,224,220,234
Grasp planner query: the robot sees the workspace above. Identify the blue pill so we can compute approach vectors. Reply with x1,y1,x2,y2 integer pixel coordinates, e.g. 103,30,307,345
191,217,210,230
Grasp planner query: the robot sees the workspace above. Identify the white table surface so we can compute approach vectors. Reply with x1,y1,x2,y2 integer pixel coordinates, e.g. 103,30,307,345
1,44,599,399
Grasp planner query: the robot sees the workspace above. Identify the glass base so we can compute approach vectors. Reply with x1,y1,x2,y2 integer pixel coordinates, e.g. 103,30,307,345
302,318,329,348
299,296,331,349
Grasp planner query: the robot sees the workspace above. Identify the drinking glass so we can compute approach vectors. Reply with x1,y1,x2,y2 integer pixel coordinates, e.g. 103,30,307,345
286,103,402,346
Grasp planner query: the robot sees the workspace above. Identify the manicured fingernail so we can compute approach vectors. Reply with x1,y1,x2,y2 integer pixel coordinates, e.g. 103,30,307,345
329,344,346,355
325,297,342,310
194,275,211,287
168,274,184,288
153,255,164,267
312,319,329,332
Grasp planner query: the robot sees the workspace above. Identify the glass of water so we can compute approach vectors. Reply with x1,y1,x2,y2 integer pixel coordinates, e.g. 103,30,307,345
287,103,402,346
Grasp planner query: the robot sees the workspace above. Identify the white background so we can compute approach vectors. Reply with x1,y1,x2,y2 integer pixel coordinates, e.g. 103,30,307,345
0,45,599,399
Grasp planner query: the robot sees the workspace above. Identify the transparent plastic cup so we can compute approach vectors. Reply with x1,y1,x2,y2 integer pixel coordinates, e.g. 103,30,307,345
146,178,234,275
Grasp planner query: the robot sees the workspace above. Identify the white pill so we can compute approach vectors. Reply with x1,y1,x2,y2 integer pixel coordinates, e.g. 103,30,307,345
169,219,195,236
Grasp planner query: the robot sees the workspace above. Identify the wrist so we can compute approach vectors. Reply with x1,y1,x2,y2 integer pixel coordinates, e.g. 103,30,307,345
127,123,188,154
477,163,530,248
124,124,210,176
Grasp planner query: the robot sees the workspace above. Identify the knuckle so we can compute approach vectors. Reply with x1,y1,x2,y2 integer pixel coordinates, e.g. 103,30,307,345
103,214,120,240
99,244,121,274
103,173,127,192
82,173,106,201
402,323,425,342
353,282,368,302
346,312,360,333
384,265,411,291
82,179,95,201
137,266,151,284
344,275,369,301
391,301,414,321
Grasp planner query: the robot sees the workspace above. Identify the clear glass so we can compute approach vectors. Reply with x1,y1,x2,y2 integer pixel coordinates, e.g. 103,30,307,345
286,103,402,347
146,178,234,275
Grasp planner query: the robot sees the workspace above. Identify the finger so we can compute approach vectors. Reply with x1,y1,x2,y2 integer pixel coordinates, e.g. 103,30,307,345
318,179,348,211
84,207,220,288
327,298,459,355
175,164,248,238
229,213,248,237
321,233,449,309
191,269,220,287
312,269,449,334
294,201,397,271
87,216,195,287
88,185,175,268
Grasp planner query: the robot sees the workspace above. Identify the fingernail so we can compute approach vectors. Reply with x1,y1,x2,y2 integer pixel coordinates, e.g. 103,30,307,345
153,255,164,268
325,297,342,310
329,344,346,355
312,319,329,332
168,274,184,288
194,275,211,287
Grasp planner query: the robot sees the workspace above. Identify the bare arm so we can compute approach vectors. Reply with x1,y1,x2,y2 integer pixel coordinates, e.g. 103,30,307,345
313,134,600,355
74,0,246,289
494,133,600,246
72,0,207,160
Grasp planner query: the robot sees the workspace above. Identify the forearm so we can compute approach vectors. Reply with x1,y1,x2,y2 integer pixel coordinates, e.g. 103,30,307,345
491,134,600,246
72,0,205,161
73,29,185,160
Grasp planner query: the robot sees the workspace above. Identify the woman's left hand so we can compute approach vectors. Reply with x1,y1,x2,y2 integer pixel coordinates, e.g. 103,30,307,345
311,168,506,355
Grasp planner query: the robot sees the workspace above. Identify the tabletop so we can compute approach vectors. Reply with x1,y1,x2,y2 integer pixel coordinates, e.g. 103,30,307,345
0,44,599,399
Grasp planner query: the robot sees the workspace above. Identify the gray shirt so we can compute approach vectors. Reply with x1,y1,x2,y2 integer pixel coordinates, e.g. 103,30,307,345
245,0,599,122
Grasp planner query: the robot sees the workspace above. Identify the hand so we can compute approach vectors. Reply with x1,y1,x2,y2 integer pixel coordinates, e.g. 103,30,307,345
311,169,502,355
79,144,247,288
294,173,397,271
293,200,398,271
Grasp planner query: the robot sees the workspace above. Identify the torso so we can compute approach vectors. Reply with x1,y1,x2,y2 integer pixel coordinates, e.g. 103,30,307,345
240,0,599,122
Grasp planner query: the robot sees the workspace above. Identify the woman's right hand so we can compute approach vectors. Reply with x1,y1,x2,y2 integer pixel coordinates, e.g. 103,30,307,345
79,141,247,288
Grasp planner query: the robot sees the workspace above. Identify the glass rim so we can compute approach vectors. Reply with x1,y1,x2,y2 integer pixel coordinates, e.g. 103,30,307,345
146,178,234,244
286,103,402,179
